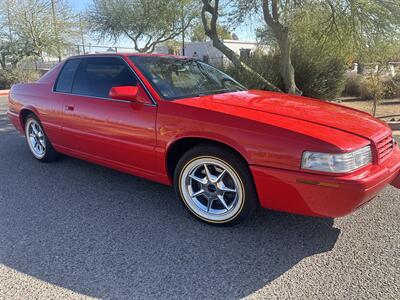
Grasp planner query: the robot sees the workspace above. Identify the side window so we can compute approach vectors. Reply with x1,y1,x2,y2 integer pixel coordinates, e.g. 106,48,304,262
55,59,81,93
72,57,137,98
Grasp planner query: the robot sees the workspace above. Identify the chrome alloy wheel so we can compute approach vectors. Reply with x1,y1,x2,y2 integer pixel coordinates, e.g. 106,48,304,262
180,157,244,222
26,119,46,159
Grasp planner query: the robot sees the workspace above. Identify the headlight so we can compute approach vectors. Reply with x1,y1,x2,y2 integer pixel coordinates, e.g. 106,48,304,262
301,146,372,173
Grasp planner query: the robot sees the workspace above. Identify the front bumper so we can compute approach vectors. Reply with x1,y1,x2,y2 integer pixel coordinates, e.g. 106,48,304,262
251,145,400,218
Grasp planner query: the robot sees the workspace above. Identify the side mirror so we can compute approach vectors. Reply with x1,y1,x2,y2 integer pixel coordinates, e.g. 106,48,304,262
109,84,152,105
109,86,139,102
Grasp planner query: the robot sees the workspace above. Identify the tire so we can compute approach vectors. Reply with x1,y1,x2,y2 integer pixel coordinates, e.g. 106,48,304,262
24,114,59,162
174,144,258,226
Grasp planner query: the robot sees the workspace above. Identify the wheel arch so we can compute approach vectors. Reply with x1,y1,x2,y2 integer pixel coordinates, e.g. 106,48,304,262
165,136,250,182
19,106,40,132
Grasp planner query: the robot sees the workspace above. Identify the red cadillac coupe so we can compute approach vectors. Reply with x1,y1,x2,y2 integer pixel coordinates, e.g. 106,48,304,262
8,54,400,225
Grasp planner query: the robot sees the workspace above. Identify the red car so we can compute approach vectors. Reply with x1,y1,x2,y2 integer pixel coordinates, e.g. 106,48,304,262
7,54,400,225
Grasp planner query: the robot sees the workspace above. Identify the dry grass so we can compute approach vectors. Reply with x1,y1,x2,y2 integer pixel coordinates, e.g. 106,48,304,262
337,98,400,118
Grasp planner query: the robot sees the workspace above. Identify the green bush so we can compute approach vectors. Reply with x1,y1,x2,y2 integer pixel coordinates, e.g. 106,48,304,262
342,74,363,97
382,74,400,99
224,49,346,100
343,73,400,100
224,53,282,90
360,78,373,100
0,69,40,90
291,49,346,100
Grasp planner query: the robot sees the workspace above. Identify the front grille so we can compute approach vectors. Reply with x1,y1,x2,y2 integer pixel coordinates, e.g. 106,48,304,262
376,133,394,162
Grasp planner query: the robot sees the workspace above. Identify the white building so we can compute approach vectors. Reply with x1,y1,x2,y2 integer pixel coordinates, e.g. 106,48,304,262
155,39,267,68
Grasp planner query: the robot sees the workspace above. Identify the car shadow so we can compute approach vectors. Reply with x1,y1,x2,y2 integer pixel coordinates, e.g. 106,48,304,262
0,111,340,299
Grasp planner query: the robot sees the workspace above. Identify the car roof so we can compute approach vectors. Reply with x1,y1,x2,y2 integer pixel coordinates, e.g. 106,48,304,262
67,53,186,60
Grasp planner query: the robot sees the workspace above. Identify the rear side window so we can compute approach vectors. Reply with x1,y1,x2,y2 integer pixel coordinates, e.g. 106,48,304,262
54,59,81,93
72,57,137,98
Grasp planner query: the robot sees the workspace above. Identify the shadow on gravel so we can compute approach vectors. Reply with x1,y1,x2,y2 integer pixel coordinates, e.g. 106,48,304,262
0,106,340,299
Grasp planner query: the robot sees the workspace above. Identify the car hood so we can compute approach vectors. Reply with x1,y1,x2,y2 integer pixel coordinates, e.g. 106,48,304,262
182,90,390,140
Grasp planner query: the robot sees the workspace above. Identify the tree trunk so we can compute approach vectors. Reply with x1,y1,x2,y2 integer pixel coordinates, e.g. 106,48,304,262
0,54,6,69
372,99,377,116
50,0,62,62
262,0,301,95
277,28,300,94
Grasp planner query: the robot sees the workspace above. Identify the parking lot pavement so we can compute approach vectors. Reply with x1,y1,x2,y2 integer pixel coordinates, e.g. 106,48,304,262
0,95,399,300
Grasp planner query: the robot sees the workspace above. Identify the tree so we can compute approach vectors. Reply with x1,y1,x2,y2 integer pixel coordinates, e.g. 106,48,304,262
191,19,233,42
0,0,78,66
88,0,198,53
230,0,400,95
201,0,282,92
0,0,34,68
359,37,400,116
301,0,400,111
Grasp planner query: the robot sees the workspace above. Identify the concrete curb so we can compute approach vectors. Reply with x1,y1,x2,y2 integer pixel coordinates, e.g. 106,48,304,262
0,90,9,96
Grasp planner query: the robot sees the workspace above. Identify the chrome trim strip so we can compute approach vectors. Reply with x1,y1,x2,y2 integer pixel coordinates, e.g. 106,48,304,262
51,55,157,106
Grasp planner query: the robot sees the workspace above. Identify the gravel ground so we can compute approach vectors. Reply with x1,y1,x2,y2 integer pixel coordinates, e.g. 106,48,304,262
0,96,399,300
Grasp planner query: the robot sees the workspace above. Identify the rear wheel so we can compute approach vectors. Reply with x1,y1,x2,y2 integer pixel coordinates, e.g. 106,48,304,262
25,114,59,162
174,144,258,226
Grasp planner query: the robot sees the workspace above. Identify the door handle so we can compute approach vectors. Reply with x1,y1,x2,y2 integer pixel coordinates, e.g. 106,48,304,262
65,105,75,111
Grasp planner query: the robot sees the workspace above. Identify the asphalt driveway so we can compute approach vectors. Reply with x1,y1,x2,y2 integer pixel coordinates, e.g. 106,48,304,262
0,96,399,299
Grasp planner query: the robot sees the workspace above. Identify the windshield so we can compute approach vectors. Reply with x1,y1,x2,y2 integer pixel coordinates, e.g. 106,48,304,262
129,56,246,100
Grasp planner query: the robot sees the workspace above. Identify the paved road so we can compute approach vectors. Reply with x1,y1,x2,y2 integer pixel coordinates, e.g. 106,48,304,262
0,96,399,300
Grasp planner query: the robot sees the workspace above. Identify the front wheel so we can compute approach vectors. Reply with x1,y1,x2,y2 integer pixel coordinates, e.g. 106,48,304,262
174,144,258,226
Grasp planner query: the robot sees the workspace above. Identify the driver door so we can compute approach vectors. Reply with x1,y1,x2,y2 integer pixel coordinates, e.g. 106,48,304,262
60,56,157,176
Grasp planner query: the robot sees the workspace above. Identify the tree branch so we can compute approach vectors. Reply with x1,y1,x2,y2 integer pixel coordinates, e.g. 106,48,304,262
201,0,282,92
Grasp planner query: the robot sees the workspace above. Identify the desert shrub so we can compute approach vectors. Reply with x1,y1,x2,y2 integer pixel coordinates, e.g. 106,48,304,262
381,74,400,99
0,69,40,90
342,73,363,97
291,49,346,100
353,74,400,100
224,53,282,90
360,78,373,100
361,76,382,101
224,49,346,100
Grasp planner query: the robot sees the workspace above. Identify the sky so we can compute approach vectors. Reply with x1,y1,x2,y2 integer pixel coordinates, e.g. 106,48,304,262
68,0,257,48
69,0,87,11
